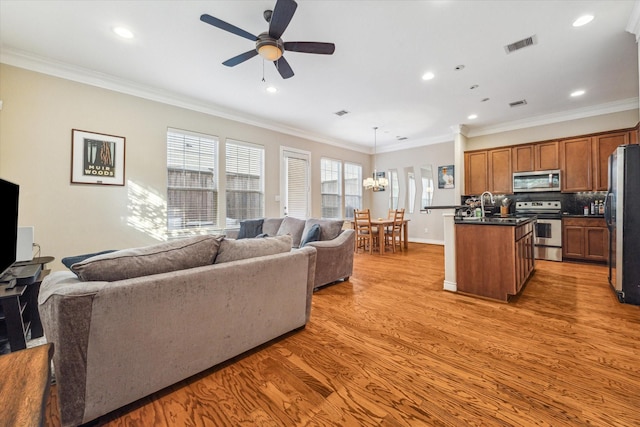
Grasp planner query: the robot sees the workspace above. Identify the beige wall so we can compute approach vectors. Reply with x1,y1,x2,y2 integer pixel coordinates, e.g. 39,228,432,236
373,141,455,244
466,109,639,151
0,64,369,270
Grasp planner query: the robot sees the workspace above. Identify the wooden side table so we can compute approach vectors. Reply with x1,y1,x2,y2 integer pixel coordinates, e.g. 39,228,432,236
0,343,54,426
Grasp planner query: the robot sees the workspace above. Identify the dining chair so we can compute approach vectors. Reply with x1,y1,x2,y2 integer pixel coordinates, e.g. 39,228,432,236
385,208,405,253
354,209,375,254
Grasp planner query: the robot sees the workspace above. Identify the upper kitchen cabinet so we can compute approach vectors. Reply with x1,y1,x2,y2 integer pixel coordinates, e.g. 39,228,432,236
488,148,512,194
512,141,559,172
464,150,488,196
593,131,629,191
464,148,512,195
561,137,592,192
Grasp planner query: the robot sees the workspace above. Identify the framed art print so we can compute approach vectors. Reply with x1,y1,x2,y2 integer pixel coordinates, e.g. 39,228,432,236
438,165,455,189
71,129,126,186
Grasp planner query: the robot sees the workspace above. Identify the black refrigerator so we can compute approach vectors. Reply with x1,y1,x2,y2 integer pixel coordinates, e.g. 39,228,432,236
605,144,640,305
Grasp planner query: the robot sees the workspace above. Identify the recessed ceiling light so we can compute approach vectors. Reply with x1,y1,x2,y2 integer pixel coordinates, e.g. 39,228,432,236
266,86,277,93
422,72,435,81
481,98,490,102
573,15,594,27
571,89,586,97
113,26,134,39
455,65,465,71
468,114,478,120
470,84,479,90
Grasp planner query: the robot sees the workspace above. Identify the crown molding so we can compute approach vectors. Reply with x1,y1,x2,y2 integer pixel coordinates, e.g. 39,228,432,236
467,98,639,138
2,48,637,154
627,0,640,42
0,48,369,154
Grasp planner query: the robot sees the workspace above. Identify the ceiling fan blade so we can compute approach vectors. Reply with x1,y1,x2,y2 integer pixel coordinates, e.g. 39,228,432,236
223,50,259,67
274,56,294,79
284,41,335,55
269,0,297,39
200,14,258,42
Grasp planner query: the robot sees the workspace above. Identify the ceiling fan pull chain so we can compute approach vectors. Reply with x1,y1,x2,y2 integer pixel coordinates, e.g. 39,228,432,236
262,59,266,82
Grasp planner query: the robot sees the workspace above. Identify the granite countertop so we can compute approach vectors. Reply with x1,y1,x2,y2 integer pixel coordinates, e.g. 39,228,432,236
454,216,536,226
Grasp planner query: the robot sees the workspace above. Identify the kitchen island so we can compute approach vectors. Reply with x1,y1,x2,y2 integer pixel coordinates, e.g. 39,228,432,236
455,216,535,301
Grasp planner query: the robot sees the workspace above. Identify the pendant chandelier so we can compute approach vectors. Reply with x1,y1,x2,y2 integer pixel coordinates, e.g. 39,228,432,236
363,126,388,192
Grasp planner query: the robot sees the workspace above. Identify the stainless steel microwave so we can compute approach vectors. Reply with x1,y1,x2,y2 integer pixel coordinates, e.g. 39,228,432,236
513,170,561,192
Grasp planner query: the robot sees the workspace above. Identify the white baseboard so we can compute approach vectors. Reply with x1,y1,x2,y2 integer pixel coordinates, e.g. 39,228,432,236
407,238,444,245
443,280,457,292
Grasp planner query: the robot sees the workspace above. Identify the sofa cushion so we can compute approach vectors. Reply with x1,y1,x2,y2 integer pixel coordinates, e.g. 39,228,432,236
276,216,306,248
214,234,292,264
302,219,344,241
300,224,321,247
71,235,224,282
62,250,117,271
262,218,284,236
237,218,264,239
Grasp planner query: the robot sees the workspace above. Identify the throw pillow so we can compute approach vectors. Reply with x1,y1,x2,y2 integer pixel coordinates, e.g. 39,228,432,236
302,219,345,241
71,235,224,282
276,216,306,248
214,234,292,264
61,250,117,271
237,218,264,239
299,223,321,247
262,218,284,236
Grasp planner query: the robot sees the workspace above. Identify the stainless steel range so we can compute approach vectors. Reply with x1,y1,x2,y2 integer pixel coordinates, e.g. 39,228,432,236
515,201,562,262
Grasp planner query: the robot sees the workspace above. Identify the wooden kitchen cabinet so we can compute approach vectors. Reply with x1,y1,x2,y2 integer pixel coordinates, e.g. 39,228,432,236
464,148,511,195
464,150,488,196
536,141,560,170
561,137,592,192
512,141,559,172
593,131,629,191
562,217,608,263
455,220,535,301
488,147,512,194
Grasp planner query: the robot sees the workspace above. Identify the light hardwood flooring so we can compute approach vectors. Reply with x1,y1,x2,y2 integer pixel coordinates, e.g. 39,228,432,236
45,243,640,426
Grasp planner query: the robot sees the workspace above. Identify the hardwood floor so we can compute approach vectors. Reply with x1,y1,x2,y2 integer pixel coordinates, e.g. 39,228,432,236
44,243,640,426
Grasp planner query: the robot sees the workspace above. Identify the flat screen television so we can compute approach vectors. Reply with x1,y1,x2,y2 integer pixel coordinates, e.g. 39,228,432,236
0,178,19,281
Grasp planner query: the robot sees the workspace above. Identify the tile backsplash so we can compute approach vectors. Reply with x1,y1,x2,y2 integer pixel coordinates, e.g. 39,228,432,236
462,191,607,215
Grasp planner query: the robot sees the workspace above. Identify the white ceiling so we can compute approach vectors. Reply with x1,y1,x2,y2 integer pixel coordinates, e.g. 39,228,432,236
1,1,638,153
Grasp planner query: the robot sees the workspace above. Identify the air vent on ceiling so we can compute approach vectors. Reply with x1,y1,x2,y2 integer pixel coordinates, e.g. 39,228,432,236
509,99,528,108
504,35,537,54
334,110,349,117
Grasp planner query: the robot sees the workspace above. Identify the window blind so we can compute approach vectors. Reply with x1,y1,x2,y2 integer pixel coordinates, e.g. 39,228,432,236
225,140,265,222
321,158,341,219
285,155,309,218
166,129,218,232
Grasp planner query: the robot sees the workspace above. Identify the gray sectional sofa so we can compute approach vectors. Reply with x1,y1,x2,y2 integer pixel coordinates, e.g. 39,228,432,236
227,216,355,290
38,234,317,426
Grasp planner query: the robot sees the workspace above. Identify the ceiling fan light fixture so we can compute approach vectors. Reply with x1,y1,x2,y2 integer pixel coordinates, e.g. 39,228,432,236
258,43,283,61
257,34,284,61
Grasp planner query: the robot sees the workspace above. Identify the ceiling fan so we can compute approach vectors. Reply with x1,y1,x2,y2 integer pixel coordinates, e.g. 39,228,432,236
200,0,335,79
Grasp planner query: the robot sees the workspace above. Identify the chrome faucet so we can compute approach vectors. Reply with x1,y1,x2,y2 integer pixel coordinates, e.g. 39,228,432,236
480,191,495,218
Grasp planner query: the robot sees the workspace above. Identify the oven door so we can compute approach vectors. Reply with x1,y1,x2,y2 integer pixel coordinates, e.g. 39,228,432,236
534,218,562,261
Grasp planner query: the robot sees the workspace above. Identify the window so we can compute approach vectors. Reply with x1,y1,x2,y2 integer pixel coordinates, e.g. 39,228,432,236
407,169,416,214
166,129,218,233
321,158,342,218
226,140,265,222
389,169,399,209
344,162,362,219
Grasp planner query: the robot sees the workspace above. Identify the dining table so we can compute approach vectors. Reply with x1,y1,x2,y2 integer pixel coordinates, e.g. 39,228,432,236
352,217,410,254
